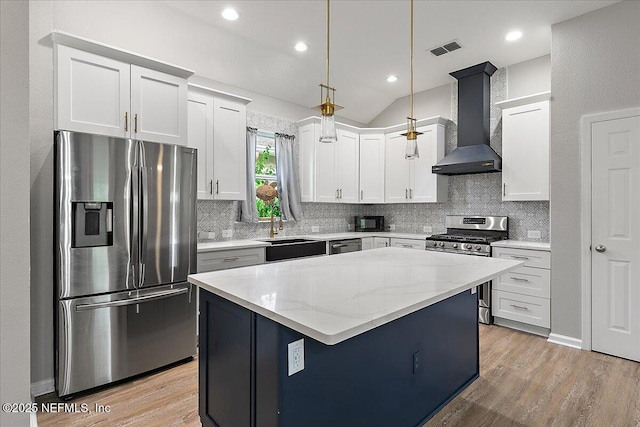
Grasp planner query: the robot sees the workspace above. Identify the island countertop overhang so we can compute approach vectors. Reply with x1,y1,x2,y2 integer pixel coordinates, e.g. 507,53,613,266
188,248,522,345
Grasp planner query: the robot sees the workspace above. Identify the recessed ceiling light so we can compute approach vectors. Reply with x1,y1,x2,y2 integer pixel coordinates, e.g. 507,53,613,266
221,8,239,21
294,42,309,52
505,30,522,42
386,75,398,83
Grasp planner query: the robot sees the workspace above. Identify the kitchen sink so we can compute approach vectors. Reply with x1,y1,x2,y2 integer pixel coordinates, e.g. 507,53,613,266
258,238,326,262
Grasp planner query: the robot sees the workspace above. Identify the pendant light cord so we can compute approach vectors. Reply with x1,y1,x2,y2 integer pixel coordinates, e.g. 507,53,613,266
326,0,330,90
410,0,414,120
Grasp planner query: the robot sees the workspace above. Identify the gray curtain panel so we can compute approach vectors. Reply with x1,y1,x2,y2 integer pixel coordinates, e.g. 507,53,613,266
239,127,259,223
275,133,302,221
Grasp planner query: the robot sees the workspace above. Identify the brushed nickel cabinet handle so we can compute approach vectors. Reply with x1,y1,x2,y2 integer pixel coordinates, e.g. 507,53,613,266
134,113,138,133
510,304,529,311
210,180,213,195
405,189,408,199
503,183,506,196
360,190,363,200
125,112,128,132
409,188,413,199
223,257,240,262
216,180,219,195
511,255,529,260
511,277,530,282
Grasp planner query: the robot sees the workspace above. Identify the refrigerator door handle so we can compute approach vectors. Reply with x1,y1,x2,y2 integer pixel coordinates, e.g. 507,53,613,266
75,287,188,311
139,165,149,287
129,168,139,287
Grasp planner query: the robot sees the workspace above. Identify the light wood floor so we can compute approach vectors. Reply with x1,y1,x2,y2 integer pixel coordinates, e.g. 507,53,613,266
37,325,640,426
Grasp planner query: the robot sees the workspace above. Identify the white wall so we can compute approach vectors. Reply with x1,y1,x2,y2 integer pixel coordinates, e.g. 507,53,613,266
367,83,452,127
1,1,32,425
27,0,364,390
550,0,640,339
507,55,551,99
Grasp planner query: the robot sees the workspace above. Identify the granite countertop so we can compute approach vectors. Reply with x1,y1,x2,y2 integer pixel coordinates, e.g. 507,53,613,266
188,248,522,345
491,240,551,251
197,232,430,253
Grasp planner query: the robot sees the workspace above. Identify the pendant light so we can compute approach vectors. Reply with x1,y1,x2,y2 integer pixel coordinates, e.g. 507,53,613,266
314,0,342,143
401,0,421,159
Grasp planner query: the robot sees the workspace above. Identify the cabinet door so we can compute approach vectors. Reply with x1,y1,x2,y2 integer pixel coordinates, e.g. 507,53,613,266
384,132,411,203
502,100,550,201
410,125,447,203
315,139,338,203
130,65,188,145
336,129,359,203
212,97,247,201
361,237,374,251
299,123,317,202
373,237,390,248
55,45,130,137
390,238,426,250
359,134,385,203
187,93,214,199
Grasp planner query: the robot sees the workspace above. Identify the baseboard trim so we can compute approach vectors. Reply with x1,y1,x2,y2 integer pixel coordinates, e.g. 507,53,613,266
493,317,550,337
547,333,583,350
31,378,55,398
30,410,38,427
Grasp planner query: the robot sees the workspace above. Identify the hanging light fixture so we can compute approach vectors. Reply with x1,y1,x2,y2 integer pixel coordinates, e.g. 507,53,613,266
314,0,342,143
401,0,421,159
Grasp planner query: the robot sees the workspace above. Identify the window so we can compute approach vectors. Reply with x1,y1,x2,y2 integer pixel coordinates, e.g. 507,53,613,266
255,134,280,219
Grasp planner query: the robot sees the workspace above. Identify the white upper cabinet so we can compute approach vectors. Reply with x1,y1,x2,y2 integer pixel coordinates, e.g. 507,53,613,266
299,123,317,202
314,129,359,203
385,124,447,203
130,65,187,145
53,32,192,145
496,93,550,201
359,133,385,204
187,85,251,201
213,96,247,200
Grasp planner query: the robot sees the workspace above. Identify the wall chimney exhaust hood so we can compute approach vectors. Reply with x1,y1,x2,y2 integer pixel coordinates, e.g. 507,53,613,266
432,61,501,175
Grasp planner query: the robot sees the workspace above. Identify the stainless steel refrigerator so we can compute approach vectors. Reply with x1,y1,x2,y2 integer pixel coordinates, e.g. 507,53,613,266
54,131,197,397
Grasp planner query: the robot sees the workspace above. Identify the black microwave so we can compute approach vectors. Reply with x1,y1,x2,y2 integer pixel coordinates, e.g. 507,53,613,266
354,216,385,232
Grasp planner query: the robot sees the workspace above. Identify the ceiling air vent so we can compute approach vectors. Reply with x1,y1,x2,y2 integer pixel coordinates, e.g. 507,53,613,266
429,40,463,57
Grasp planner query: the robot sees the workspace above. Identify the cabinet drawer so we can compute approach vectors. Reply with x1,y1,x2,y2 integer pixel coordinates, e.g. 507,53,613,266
390,238,426,250
492,247,550,269
197,248,265,272
492,290,550,328
493,266,550,298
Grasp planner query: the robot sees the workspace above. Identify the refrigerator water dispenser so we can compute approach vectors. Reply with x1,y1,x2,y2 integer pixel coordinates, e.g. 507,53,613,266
72,201,113,248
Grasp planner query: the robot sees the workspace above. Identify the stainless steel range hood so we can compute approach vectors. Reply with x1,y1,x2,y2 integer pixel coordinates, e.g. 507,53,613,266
433,61,501,175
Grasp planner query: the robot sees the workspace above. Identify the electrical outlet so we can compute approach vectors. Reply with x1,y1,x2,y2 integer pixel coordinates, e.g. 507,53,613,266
311,226,320,233
527,230,541,239
288,339,304,376
347,224,353,231
389,224,396,231
222,229,233,238
197,231,216,240
423,225,433,233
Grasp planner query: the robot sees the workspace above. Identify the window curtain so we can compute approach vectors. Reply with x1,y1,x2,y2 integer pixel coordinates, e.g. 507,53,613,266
239,127,259,223
275,133,302,221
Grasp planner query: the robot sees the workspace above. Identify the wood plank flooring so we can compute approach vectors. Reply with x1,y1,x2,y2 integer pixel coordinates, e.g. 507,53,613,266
37,325,640,426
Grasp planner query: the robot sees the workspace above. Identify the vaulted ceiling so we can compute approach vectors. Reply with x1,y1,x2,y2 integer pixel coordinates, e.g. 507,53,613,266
162,1,617,124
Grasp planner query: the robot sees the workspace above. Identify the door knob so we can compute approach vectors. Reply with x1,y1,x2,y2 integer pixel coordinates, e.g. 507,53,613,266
595,245,606,253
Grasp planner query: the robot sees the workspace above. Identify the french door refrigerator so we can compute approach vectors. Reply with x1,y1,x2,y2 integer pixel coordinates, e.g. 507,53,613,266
54,131,197,397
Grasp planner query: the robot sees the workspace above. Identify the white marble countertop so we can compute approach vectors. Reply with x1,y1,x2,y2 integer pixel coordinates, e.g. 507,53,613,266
189,248,522,345
197,232,430,253
491,240,551,251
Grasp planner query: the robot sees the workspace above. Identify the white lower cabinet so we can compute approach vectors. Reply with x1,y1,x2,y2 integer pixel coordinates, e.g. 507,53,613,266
373,237,390,248
197,248,265,273
361,237,374,251
492,247,551,332
390,238,426,250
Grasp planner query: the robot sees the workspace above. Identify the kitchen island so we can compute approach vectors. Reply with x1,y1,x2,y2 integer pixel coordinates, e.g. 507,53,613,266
188,248,522,427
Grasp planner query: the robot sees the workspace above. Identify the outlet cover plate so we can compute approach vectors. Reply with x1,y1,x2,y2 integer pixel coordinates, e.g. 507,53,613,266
311,226,320,233
423,226,433,233
288,339,304,376
389,224,396,231
222,229,233,238
527,230,541,239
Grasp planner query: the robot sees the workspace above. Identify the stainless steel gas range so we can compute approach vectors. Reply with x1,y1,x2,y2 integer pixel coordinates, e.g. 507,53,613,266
425,215,508,324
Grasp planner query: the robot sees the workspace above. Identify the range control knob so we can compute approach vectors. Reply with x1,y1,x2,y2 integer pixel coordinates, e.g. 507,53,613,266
438,242,445,247
452,243,458,248
475,245,482,250
430,241,437,247
464,244,472,250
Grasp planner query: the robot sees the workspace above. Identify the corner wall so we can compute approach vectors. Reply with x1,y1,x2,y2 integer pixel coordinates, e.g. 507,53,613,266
550,0,640,339
1,0,32,425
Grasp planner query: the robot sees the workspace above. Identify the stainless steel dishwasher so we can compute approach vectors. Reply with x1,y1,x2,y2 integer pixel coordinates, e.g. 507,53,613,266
329,238,362,255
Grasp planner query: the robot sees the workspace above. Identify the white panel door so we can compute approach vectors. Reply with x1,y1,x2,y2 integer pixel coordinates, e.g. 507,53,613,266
359,134,385,203
385,131,411,203
55,45,130,137
187,93,214,199
373,237,390,248
299,123,317,202
315,139,338,203
592,115,640,362
212,97,247,201
337,130,359,203
131,65,187,145
502,100,550,201
410,125,447,203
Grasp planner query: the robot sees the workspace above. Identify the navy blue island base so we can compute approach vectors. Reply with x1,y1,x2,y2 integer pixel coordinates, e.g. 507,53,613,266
198,288,479,427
